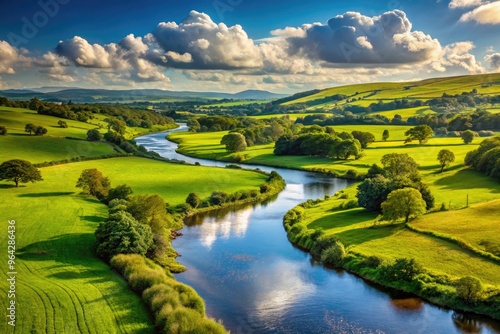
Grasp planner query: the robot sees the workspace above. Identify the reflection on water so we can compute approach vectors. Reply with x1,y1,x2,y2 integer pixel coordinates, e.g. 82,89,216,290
136,128,500,334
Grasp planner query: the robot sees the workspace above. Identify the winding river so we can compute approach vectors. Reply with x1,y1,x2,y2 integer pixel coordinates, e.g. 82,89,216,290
136,125,500,334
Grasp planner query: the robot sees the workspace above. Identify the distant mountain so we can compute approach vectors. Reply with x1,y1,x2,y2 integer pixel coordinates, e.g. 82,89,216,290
0,88,288,103
232,90,287,100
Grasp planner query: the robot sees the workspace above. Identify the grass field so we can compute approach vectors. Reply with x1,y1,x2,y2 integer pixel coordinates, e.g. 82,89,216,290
0,155,267,333
299,198,500,287
284,74,500,106
169,128,492,177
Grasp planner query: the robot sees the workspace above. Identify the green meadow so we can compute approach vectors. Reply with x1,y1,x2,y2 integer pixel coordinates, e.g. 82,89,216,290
0,106,269,333
169,126,491,177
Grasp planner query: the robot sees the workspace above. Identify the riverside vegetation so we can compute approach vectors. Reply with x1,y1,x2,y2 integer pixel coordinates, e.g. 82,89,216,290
0,102,286,333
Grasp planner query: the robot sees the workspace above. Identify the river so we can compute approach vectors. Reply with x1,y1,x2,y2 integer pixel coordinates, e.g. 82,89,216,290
136,125,500,334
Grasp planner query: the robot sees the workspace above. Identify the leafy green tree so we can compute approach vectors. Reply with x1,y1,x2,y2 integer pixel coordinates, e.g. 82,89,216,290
107,118,126,135
456,276,483,303
28,97,42,111
351,131,375,148
381,258,423,282
381,153,420,181
107,184,133,203
58,120,68,128
437,149,455,172
381,188,426,223
76,169,111,197
0,159,42,187
126,194,172,233
87,129,102,141
356,175,393,211
332,139,362,160
366,164,385,179
404,125,433,145
25,123,36,135
461,130,475,144
187,118,200,132
186,193,201,209
95,211,153,261
0,125,7,135
220,133,247,152
382,129,390,141
34,126,47,136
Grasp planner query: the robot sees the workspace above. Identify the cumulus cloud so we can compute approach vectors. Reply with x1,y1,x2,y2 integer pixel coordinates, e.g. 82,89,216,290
449,0,483,8
0,40,30,74
437,42,486,73
459,2,500,24
152,10,263,69
485,53,500,70
282,10,441,65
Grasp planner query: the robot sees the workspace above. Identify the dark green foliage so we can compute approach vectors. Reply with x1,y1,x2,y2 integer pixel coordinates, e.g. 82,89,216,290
381,188,427,223
95,211,153,261
185,193,201,208
464,136,500,180
220,133,247,152
107,184,133,203
58,120,68,128
0,159,43,187
461,130,475,144
34,126,47,136
382,129,390,141
380,258,423,282
456,276,483,303
351,131,375,148
75,168,111,197
366,164,385,179
126,194,173,233
209,191,229,205
405,125,433,145
187,118,200,132
25,123,46,136
106,117,127,135
87,129,102,141
356,175,393,211
362,255,383,268
0,125,6,135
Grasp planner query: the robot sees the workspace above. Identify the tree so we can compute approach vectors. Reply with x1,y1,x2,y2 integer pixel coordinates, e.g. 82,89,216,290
107,118,126,135
107,184,133,203
58,120,68,128
220,133,247,152
381,188,427,223
456,276,483,303
0,125,7,135
461,130,475,144
404,125,433,145
351,131,375,148
187,118,200,132
87,129,102,141
34,126,47,136
28,97,42,111
437,149,455,172
126,194,172,233
382,129,390,141
0,159,43,187
186,193,201,209
356,175,393,211
381,153,420,181
95,211,153,261
25,123,36,135
332,139,362,160
76,169,111,197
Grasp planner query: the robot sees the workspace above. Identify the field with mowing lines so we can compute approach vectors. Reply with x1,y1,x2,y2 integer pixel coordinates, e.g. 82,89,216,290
0,173,154,334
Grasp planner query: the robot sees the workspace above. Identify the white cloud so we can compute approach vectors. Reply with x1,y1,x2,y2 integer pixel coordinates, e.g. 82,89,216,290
152,10,263,69
282,10,442,65
459,2,500,24
449,0,483,8
438,41,486,74
485,53,500,70
0,40,29,74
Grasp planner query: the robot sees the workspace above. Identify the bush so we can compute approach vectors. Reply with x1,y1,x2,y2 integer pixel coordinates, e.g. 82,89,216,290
456,276,483,303
87,129,102,141
209,191,228,205
362,255,383,268
380,258,423,282
0,125,7,135
321,241,346,266
185,193,201,209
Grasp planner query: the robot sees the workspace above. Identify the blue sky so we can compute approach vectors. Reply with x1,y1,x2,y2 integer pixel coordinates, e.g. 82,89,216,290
0,0,499,92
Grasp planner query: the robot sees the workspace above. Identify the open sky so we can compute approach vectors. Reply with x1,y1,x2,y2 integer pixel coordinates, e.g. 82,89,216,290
0,0,499,93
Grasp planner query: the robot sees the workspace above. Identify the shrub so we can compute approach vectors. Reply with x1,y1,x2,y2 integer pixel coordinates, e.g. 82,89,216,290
380,258,423,282
456,276,483,303
209,191,228,205
362,255,383,268
0,125,7,135
321,241,346,266
185,193,201,209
